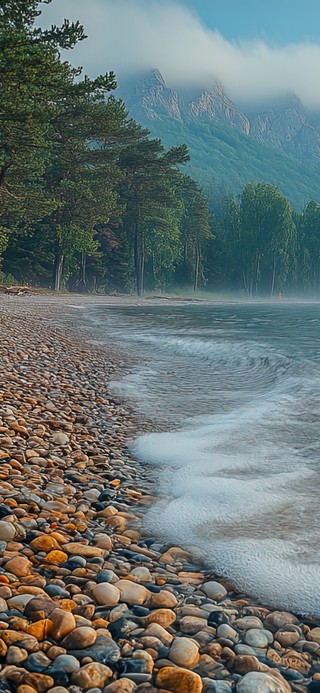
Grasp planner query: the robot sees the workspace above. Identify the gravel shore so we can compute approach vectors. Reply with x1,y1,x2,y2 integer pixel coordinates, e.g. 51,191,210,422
0,294,319,693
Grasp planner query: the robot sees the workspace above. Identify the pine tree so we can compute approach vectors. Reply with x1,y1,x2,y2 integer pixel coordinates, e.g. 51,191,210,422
120,138,189,295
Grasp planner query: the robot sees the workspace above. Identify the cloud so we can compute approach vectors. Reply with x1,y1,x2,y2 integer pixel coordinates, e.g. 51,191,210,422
40,0,320,108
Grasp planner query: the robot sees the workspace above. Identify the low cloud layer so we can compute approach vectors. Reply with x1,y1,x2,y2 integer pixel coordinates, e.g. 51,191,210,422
40,0,320,109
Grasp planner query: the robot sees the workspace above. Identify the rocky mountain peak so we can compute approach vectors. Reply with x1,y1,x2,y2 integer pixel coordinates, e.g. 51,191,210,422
249,92,320,160
118,69,181,121
117,69,250,134
117,69,320,164
183,82,250,135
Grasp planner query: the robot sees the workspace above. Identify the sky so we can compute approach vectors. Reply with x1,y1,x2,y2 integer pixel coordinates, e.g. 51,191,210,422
182,0,320,44
40,0,320,109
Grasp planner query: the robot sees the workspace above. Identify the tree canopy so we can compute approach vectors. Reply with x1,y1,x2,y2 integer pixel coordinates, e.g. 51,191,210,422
0,1,318,297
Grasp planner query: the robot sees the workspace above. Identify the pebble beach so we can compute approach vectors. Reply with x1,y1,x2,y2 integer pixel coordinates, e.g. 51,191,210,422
0,294,319,693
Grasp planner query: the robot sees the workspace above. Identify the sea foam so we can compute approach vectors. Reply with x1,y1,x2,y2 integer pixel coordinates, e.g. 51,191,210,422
133,403,320,616
91,302,320,615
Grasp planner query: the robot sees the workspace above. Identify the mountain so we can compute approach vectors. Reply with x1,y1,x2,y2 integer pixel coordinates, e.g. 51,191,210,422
249,94,320,163
120,69,250,134
117,70,320,208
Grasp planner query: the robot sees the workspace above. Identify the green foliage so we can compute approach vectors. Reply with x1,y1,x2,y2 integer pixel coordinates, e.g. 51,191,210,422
294,201,320,292
119,137,190,294
144,118,320,211
0,0,209,293
178,175,212,290
1,1,318,299
238,183,296,295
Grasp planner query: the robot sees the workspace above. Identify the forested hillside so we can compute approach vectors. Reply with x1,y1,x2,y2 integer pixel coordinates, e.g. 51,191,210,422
117,70,320,210
1,1,320,297
146,118,320,211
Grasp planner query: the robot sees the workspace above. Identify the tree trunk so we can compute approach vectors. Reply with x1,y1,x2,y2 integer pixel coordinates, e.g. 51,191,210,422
255,253,261,296
150,252,156,291
137,247,145,296
75,252,88,292
81,251,87,288
270,255,276,296
242,270,248,295
54,253,64,291
194,242,200,292
184,237,188,262
134,227,145,296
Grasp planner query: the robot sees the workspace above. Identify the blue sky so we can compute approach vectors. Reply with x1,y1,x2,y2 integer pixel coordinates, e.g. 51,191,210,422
183,0,320,43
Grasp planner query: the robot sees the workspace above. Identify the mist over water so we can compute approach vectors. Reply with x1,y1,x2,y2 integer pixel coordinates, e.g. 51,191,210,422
90,302,320,615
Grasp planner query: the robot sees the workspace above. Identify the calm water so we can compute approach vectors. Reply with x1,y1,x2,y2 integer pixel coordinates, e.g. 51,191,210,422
88,302,320,615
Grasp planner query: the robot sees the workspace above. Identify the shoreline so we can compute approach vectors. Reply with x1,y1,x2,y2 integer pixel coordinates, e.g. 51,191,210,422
0,294,318,693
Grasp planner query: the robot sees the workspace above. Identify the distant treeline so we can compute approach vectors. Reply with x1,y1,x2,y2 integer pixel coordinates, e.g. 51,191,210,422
1,2,319,296
206,183,320,297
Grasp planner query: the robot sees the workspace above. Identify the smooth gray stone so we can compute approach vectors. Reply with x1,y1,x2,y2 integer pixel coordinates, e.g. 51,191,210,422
68,634,120,665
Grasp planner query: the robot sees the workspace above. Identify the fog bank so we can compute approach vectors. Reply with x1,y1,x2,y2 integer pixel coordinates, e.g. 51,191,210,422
40,0,320,109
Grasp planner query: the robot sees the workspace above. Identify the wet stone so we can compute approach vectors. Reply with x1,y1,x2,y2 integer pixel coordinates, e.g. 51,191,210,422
49,609,76,641
156,666,203,693
264,612,299,633
232,655,263,675
71,662,113,690
24,597,56,619
116,580,149,606
96,570,118,584
4,556,32,577
202,581,227,601
307,629,320,644
235,617,264,631
61,627,97,650
180,616,208,634
48,655,80,674
103,680,137,692
0,521,15,542
144,608,176,628
108,617,138,640
146,589,177,609
119,658,153,680
237,671,291,692
21,672,55,693
275,626,301,647
207,611,229,627
68,634,121,665
44,585,69,599
169,636,200,669
6,645,28,664
25,651,52,672
202,682,232,693
217,624,239,643
92,583,120,606
244,629,271,648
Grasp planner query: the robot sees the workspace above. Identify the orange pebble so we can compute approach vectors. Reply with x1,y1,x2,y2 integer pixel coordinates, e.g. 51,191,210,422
50,532,69,544
92,618,109,628
64,523,76,531
58,599,76,612
25,618,53,641
75,522,87,532
0,576,10,584
155,578,166,586
30,536,60,553
4,499,18,508
45,550,68,565
110,479,120,487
